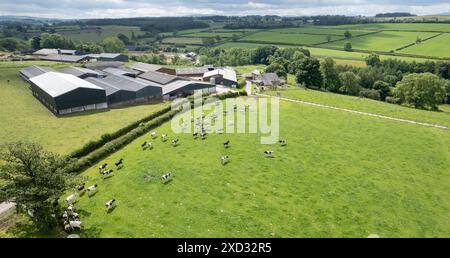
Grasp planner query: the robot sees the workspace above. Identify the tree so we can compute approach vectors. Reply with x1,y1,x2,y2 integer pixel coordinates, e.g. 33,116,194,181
339,71,361,95
295,57,323,89
0,141,79,229
344,41,352,51
202,38,215,47
320,57,341,92
265,63,287,78
40,33,74,49
394,73,447,110
31,37,41,49
231,34,239,42
101,37,126,53
117,33,130,45
344,30,352,39
326,35,332,42
366,53,381,67
373,80,391,101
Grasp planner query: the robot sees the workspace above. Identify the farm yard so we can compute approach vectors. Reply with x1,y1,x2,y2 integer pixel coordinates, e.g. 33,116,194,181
65,95,450,238
0,61,169,154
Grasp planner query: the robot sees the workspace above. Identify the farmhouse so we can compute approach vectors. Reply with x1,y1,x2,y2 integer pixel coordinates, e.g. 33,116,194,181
203,68,237,87
19,65,56,81
128,62,176,75
253,73,285,87
29,72,107,115
59,66,106,79
242,70,261,80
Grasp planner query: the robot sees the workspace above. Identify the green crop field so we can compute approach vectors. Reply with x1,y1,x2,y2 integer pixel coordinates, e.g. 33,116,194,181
398,33,450,58
63,26,146,43
239,31,344,45
0,61,169,154
62,95,450,238
321,31,439,52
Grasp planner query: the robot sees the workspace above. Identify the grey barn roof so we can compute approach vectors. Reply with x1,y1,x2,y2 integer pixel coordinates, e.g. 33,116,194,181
203,68,237,82
137,70,180,85
29,72,104,97
176,67,212,76
59,66,105,78
161,80,214,95
128,62,162,73
255,73,284,86
39,54,89,63
33,48,78,56
20,65,56,80
84,77,122,96
96,73,161,92
103,67,140,77
84,61,123,70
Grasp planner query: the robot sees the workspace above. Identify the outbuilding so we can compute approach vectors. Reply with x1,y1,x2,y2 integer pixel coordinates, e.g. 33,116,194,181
29,72,107,115
59,66,106,79
203,68,237,87
87,53,129,62
19,65,56,81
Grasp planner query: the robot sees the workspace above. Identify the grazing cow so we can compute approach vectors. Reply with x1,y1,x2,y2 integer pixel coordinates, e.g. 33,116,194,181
162,134,168,142
264,151,274,158
102,169,114,177
151,131,157,139
98,163,107,172
193,132,199,139
115,158,123,169
172,139,179,147
223,140,230,148
65,194,77,204
147,141,153,150
87,184,98,195
161,172,173,184
72,212,80,221
141,141,148,150
67,203,75,213
77,183,85,192
279,139,287,146
201,132,207,140
106,199,116,211
221,156,229,165
62,211,69,220
64,220,82,232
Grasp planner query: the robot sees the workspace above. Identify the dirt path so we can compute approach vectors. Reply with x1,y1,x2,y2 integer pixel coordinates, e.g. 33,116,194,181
256,93,450,131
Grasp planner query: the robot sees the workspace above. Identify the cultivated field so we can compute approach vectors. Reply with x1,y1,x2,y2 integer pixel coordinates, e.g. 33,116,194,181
70,96,450,237
0,61,169,154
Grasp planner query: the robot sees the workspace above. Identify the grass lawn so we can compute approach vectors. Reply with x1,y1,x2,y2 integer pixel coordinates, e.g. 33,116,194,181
321,31,439,52
399,33,450,58
265,86,450,128
69,96,450,237
0,61,169,154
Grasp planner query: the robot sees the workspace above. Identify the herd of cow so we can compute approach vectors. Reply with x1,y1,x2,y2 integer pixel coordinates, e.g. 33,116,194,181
60,102,288,233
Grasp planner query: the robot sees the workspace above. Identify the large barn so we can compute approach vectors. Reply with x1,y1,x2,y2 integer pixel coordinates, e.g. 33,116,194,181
203,68,237,87
19,65,56,81
59,66,106,79
87,53,129,62
128,62,176,75
29,72,107,115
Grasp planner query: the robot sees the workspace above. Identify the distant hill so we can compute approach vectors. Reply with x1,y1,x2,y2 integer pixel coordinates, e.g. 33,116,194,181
375,12,416,18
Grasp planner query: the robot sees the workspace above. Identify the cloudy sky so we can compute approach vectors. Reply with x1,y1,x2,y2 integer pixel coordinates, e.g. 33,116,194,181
0,0,449,19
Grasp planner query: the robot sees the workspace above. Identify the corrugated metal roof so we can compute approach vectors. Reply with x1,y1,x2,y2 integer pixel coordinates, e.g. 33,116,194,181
88,53,123,59
85,77,121,96
137,70,180,85
33,48,77,55
97,74,161,92
40,54,88,63
30,72,104,97
203,68,237,82
59,66,105,78
128,62,161,73
162,80,214,95
103,67,140,77
85,61,123,70
20,65,56,79
176,67,211,76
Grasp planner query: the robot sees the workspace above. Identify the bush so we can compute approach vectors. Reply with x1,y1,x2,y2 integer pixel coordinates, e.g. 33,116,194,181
386,96,400,104
359,89,381,100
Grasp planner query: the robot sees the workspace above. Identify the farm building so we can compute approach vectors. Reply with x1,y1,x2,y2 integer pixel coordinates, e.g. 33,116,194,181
253,73,285,87
128,62,176,75
137,70,216,98
87,53,129,62
85,77,137,107
29,72,107,115
19,65,56,81
103,67,141,78
176,66,215,77
203,68,237,87
33,48,82,56
84,61,123,71
88,74,163,104
39,54,91,63
242,70,261,80
59,66,106,79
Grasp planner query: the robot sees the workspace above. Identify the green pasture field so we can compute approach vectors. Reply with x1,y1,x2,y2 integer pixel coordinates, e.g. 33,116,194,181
398,33,450,58
161,37,204,45
239,31,344,45
266,85,450,127
63,25,145,43
272,27,373,36
67,95,450,237
179,32,236,38
321,31,439,52
0,61,169,154
321,23,450,32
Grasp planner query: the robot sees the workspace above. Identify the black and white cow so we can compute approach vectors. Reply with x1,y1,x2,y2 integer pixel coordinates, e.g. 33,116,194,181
77,183,85,192
102,169,114,177
279,139,287,146
193,132,199,139
221,155,229,165
87,184,98,196
223,140,230,148
98,163,107,172
106,199,116,211
151,131,157,139
147,141,153,150
201,132,207,140
65,194,77,204
161,172,173,184
172,139,179,147
162,134,168,142
141,141,148,150
115,158,123,169
264,151,274,158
